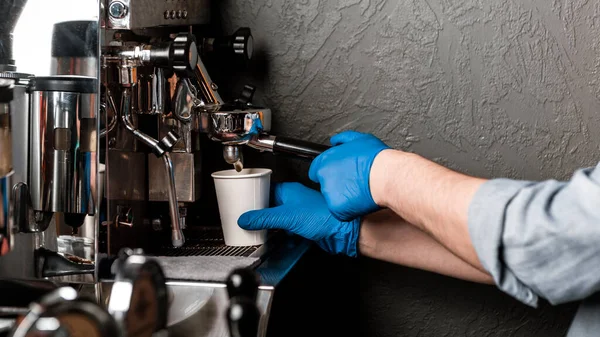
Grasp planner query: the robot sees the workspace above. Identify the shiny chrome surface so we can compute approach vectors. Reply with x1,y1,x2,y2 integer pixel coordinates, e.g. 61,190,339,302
136,66,165,115
0,102,12,178
160,114,201,153
8,78,29,185
222,145,242,165
8,287,79,337
173,78,199,121
148,152,201,203
191,57,224,107
201,107,272,144
99,95,117,138
222,145,244,172
116,81,185,247
106,150,146,201
0,0,100,284
120,86,165,156
29,89,97,215
163,153,185,248
51,57,97,77
98,236,310,337
247,134,276,153
106,0,210,30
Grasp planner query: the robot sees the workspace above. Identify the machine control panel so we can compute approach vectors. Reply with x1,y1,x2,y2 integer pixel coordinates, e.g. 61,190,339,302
107,0,210,30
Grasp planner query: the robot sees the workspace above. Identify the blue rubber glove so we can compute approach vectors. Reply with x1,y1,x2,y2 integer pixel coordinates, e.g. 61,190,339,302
308,130,390,221
237,182,360,257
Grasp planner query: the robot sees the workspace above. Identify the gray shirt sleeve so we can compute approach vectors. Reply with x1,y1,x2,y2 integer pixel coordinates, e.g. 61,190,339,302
468,164,600,307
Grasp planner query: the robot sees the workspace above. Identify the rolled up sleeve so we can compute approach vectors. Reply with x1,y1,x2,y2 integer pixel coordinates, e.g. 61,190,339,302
468,164,600,307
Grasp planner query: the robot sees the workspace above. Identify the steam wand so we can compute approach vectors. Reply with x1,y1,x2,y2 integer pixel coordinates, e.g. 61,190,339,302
116,80,185,248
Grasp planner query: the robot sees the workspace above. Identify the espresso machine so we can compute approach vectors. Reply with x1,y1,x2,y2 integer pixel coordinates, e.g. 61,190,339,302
100,3,328,253
0,0,329,336
98,1,331,335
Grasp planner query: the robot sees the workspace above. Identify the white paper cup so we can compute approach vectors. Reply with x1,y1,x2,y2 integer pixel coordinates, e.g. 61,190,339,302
211,168,272,246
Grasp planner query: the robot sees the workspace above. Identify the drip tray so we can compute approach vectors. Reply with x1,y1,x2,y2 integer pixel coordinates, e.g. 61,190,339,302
156,227,266,258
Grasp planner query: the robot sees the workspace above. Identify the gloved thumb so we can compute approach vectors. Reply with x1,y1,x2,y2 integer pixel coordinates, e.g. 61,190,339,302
238,206,290,231
330,130,369,146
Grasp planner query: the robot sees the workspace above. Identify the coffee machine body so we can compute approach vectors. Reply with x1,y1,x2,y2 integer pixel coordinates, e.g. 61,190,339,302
0,1,319,336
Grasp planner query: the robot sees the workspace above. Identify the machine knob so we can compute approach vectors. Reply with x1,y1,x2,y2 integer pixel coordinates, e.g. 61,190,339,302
225,268,260,337
235,84,256,106
231,28,253,62
203,28,253,64
226,298,260,337
226,268,260,302
147,33,198,76
169,33,198,76
8,287,121,337
107,248,169,337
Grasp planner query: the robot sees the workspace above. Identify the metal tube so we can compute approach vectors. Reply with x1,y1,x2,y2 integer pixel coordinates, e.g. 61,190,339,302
99,90,117,138
163,153,185,248
119,87,184,247
120,87,165,156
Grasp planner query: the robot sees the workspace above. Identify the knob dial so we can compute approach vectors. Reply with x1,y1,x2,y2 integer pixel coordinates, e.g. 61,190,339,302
203,28,254,64
231,28,253,62
226,268,259,302
107,249,168,337
9,287,121,337
170,33,198,76
225,268,260,337
148,33,198,76
226,298,260,337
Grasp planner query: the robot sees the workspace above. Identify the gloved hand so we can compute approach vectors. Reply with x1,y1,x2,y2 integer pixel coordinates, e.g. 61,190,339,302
309,130,390,221
237,182,360,257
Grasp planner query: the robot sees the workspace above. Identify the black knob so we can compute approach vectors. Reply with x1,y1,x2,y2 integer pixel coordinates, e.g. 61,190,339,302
226,268,260,302
205,28,253,63
158,131,180,152
149,33,198,76
231,28,253,61
236,84,256,106
226,298,260,337
170,33,198,75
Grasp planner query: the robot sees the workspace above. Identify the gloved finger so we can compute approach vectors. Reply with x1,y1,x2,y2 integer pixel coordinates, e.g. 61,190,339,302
273,182,322,206
330,130,369,146
308,153,324,183
238,206,290,231
238,205,315,236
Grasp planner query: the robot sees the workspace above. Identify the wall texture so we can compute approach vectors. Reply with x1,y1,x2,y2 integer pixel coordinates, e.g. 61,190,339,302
215,0,599,335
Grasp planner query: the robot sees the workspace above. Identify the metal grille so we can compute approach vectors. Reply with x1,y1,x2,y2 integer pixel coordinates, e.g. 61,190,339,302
157,227,260,257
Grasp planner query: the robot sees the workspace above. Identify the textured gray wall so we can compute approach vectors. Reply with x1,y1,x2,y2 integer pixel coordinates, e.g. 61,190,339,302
220,0,600,181
217,0,595,335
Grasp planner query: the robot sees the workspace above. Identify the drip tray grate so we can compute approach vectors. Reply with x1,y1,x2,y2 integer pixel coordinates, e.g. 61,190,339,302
157,227,260,257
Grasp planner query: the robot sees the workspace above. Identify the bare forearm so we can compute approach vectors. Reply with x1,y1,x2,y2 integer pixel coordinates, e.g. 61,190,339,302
359,209,493,284
370,150,487,271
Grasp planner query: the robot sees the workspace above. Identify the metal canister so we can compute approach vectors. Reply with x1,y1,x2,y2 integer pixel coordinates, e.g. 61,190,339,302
28,76,98,223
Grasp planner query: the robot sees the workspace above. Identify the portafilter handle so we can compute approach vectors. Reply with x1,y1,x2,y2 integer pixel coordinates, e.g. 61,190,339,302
248,135,331,159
